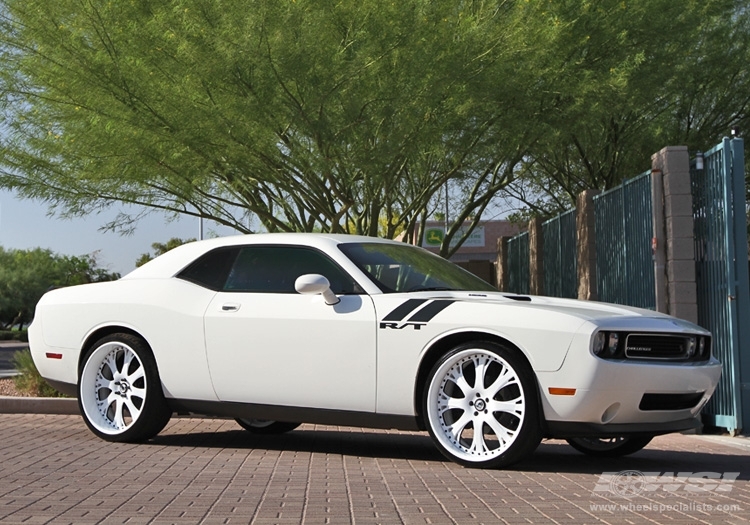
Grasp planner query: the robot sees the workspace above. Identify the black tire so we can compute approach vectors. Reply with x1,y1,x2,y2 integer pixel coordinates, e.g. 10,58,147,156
566,436,653,457
423,341,542,468
235,419,300,434
78,333,171,442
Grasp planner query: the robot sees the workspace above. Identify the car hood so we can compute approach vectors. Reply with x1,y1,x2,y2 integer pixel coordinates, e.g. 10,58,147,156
409,290,707,331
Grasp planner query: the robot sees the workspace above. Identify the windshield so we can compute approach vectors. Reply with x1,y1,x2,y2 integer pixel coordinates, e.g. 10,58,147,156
338,242,497,293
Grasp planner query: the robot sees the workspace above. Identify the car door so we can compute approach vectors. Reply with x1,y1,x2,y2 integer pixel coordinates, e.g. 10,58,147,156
203,245,377,412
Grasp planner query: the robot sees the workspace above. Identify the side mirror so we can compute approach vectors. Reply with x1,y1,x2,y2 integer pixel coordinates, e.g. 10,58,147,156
294,274,340,305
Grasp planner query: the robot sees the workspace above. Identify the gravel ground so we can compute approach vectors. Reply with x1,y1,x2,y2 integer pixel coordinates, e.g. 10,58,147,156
0,379,24,397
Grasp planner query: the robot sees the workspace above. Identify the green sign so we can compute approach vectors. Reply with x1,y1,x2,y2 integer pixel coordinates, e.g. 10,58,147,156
424,228,444,246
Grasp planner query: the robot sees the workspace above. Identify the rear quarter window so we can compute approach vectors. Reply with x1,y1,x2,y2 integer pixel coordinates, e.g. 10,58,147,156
177,247,240,290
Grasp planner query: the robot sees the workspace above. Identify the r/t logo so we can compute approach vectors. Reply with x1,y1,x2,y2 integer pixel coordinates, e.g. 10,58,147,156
380,322,426,330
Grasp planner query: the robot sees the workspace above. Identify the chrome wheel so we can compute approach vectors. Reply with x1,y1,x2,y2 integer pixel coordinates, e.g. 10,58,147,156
235,418,300,434
566,436,652,457
79,334,171,442
424,343,541,468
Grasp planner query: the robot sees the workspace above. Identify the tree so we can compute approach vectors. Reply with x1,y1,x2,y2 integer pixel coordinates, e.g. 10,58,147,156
501,0,750,219
136,237,195,267
0,0,548,257
0,247,119,329
2,1,746,248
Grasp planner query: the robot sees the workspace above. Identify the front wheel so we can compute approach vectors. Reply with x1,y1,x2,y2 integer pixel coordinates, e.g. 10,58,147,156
566,436,653,457
423,342,542,468
78,333,171,442
235,419,300,434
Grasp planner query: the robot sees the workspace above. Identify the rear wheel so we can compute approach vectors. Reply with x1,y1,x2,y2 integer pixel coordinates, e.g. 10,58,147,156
423,342,542,468
78,333,171,442
566,436,653,457
235,419,300,434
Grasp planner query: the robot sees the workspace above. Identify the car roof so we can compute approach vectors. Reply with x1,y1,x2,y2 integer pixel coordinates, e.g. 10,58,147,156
122,233,403,280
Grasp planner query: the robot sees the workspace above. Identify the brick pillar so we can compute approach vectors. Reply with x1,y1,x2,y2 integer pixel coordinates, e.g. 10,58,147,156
576,189,600,301
495,236,510,291
529,217,544,295
651,146,698,323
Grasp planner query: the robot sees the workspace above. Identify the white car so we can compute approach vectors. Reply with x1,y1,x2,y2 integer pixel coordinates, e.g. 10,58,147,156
29,234,721,468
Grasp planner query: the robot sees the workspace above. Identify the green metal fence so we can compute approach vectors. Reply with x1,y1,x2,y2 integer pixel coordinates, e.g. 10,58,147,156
692,138,750,433
506,232,530,295
593,171,655,309
542,209,577,298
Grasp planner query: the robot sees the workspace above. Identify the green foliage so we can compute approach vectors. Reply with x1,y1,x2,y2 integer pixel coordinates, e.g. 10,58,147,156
136,237,195,267
0,246,120,329
502,0,750,217
0,330,28,342
0,0,545,256
12,349,67,397
0,0,748,242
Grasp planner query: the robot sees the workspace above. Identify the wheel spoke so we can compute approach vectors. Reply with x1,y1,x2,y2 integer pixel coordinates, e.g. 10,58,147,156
105,391,119,407
489,398,524,417
448,412,473,441
471,356,490,385
112,398,126,428
469,425,491,455
95,379,116,394
486,366,516,398
127,366,145,383
440,395,468,413
485,414,517,446
124,397,142,420
447,366,472,396
130,386,146,400
103,352,120,376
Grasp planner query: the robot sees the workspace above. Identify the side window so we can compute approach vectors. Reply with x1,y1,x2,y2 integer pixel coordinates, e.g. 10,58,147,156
223,246,362,294
177,247,240,290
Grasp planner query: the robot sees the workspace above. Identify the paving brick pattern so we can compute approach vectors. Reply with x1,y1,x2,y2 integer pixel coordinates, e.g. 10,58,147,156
0,415,748,524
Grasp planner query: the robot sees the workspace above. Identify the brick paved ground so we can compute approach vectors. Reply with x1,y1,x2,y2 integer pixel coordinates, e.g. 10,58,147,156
0,415,748,524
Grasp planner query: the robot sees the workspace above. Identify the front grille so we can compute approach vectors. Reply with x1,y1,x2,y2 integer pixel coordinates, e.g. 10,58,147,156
639,392,705,411
625,334,700,360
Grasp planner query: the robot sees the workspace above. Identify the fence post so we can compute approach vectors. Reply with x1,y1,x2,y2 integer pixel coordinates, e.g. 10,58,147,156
529,217,544,295
576,189,600,301
650,169,668,313
495,236,510,291
651,146,698,323
729,138,750,432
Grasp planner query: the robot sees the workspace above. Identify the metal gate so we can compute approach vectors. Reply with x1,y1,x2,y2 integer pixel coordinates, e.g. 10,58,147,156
691,137,750,433
506,232,529,295
593,171,655,309
542,209,577,298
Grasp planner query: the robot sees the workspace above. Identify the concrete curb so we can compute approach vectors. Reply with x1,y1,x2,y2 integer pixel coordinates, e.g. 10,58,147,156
0,396,79,415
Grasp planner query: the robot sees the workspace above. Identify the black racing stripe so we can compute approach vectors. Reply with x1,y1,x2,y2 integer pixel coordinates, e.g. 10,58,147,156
406,300,455,323
382,299,428,322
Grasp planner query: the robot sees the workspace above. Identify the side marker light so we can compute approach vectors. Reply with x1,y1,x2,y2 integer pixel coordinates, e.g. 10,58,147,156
548,387,576,396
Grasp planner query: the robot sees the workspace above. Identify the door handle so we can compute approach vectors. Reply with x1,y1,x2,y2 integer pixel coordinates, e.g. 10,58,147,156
221,303,240,312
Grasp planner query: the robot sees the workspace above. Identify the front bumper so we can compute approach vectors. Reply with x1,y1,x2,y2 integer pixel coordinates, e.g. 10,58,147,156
536,329,722,432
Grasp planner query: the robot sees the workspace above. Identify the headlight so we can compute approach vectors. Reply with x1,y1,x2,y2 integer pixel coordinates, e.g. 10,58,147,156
698,337,706,357
607,332,620,356
593,332,606,356
686,337,697,357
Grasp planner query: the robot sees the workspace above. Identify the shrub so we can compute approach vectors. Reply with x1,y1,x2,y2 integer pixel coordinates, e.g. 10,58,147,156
12,349,67,397
0,330,28,342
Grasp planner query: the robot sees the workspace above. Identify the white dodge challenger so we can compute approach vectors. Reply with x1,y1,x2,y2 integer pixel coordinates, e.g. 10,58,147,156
29,234,721,468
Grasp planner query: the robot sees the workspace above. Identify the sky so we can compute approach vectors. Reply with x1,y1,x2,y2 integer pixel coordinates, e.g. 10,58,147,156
0,189,242,276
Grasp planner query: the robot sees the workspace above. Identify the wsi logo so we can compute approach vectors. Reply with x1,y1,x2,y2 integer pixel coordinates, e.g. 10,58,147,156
594,471,740,498
379,299,455,331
